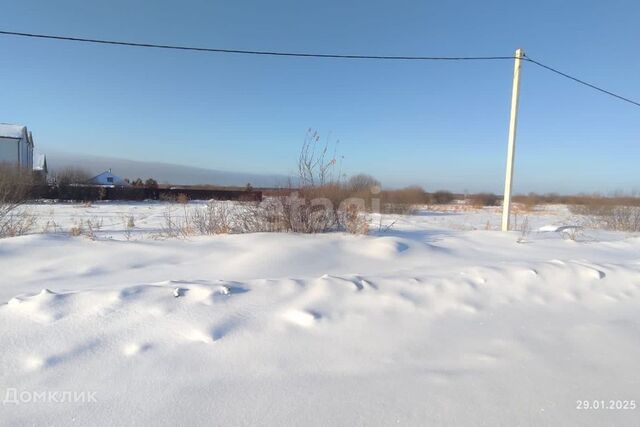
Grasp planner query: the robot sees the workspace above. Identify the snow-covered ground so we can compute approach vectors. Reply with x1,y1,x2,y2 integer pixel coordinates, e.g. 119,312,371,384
1,201,639,425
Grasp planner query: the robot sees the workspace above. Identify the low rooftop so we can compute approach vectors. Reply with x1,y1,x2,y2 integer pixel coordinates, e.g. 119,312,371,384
0,123,27,139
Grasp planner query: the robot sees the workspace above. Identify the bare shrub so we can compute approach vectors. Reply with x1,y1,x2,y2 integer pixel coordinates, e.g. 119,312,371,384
271,192,333,233
300,184,348,213
69,221,84,237
123,215,135,240
513,193,541,211
454,192,640,211
376,217,397,233
159,207,192,238
53,167,91,186
561,226,585,242
567,196,640,232
188,202,235,234
51,167,98,202
348,174,380,193
85,218,103,240
156,195,371,238
516,216,531,243
383,204,416,215
568,199,612,216
381,186,428,214
431,190,455,204
41,219,61,234
594,206,640,232
0,164,36,238
67,217,103,239
293,131,370,233
298,129,341,187
158,202,267,238
567,196,631,216
242,198,287,233
159,192,177,202
176,193,190,204
156,131,385,237
338,200,369,235
145,178,159,188
468,193,499,207
254,193,370,235
1,209,36,238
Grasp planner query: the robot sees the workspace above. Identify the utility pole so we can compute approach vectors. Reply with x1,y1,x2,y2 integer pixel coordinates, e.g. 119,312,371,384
501,48,524,232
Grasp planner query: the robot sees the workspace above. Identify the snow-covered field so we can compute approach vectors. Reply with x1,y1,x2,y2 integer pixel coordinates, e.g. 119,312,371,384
1,201,639,425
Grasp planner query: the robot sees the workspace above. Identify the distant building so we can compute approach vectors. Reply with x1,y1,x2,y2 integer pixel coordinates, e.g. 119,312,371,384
88,169,130,186
0,123,34,169
33,154,48,182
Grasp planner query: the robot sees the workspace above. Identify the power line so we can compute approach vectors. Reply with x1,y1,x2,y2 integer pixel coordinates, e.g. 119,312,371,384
0,30,515,61
0,29,638,108
523,54,640,108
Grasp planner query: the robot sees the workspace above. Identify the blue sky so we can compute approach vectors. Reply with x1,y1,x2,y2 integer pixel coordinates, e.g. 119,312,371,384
0,0,638,193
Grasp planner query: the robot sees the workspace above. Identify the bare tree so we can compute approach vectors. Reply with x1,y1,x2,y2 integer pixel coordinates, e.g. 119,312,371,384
347,174,380,192
432,190,455,204
53,166,92,186
145,178,159,188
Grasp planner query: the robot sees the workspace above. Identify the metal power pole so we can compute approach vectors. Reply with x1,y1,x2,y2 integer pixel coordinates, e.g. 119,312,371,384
501,48,524,231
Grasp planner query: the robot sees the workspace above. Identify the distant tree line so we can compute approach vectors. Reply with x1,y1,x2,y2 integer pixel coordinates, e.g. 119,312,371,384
125,177,158,188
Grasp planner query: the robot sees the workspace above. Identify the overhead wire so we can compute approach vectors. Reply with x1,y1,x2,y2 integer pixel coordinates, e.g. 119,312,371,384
1,29,638,108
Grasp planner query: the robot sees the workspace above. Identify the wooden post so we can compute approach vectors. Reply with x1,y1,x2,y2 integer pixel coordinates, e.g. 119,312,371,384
501,48,524,231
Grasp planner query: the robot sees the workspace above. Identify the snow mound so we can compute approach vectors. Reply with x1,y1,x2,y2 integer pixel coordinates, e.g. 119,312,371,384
538,224,583,232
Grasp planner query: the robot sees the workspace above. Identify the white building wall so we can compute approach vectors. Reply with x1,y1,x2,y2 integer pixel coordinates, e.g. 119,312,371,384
0,125,34,168
27,132,34,168
88,170,129,186
20,140,28,167
0,137,19,164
